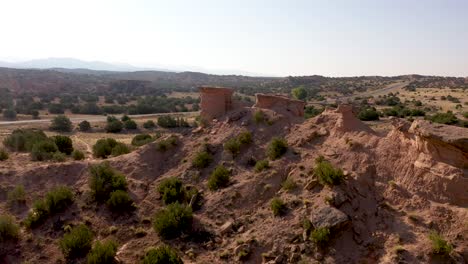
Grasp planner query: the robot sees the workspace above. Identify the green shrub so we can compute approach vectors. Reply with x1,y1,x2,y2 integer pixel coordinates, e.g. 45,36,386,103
310,227,330,247
155,136,178,152
124,120,138,130
207,165,230,191
121,115,131,122
253,110,265,124
45,186,74,214
224,138,241,156
3,108,17,120
0,214,19,242
60,224,94,259
30,140,58,161
153,202,193,239
105,120,123,133
426,111,459,125
143,120,156,129
157,177,186,205
429,232,453,256
92,138,118,158
52,151,67,162
132,134,154,146
142,245,183,264
78,120,92,131
266,137,288,160
314,158,344,186
52,135,74,155
107,190,134,212
89,162,127,202
3,129,48,152
0,148,8,161
25,186,73,228
357,108,379,121
158,115,178,128
281,178,297,192
192,151,213,169
87,240,118,264
254,160,270,172
304,106,323,119
270,197,286,216
111,142,130,157
238,131,253,145
7,185,26,205
50,115,73,132
72,150,85,160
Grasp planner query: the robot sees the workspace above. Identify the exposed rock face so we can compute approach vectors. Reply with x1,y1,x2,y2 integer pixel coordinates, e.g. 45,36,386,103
310,206,350,230
253,93,306,117
199,86,233,121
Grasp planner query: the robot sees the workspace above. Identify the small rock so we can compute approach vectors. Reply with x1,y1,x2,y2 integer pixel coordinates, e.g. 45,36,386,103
219,221,233,235
310,206,349,230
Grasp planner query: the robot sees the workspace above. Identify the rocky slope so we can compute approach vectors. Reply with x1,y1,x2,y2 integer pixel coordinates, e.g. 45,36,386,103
0,105,467,263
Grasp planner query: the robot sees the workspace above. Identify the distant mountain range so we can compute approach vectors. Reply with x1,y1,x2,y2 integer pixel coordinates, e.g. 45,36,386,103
0,57,270,76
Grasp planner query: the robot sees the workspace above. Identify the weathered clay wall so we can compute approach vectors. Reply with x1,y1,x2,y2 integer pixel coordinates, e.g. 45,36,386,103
199,87,233,121
254,93,306,117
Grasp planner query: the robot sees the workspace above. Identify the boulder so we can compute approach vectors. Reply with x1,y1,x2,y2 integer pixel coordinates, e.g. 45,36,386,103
310,206,349,230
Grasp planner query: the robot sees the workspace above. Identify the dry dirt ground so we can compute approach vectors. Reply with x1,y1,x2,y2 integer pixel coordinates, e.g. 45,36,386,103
0,105,467,264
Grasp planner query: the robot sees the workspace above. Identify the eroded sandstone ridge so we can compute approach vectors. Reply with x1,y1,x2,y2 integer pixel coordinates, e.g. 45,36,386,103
199,86,234,121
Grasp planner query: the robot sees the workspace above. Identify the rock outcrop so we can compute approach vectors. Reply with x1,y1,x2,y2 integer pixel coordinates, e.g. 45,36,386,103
253,93,306,117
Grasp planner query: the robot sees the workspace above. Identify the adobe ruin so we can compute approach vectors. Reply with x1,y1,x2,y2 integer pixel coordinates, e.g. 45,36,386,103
253,93,306,117
199,86,234,121
199,87,306,121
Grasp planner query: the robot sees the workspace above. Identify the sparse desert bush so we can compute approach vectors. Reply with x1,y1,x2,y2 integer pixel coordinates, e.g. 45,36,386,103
52,135,74,155
89,162,127,202
0,148,8,161
45,186,74,213
270,197,286,216
143,120,156,129
110,142,130,157
30,140,58,161
429,232,453,256
132,134,154,146
142,245,183,264
25,186,73,228
121,115,131,122
93,138,117,158
3,129,48,152
157,177,186,205
207,165,230,191
253,110,265,124
106,190,134,212
224,131,253,157
192,151,213,169
224,138,241,156
124,119,138,130
0,214,19,242
105,120,124,133
357,108,379,121
87,240,118,264
314,157,344,186
157,115,178,128
426,111,459,125
50,115,73,132
310,227,331,247
155,136,178,152
281,178,297,192
254,159,270,172
266,137,288,160
7,185,26,205
2,108,17,120
52,151,67,162
78,120,91,131
60,224,94,259
153,202,193,239
72,150,85,160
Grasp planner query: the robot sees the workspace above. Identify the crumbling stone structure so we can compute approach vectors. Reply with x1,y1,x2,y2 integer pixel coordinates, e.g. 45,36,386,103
254,93,306,117
199,86,234,121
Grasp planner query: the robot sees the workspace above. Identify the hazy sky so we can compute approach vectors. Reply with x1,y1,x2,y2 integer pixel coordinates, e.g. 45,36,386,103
1,0,467,76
